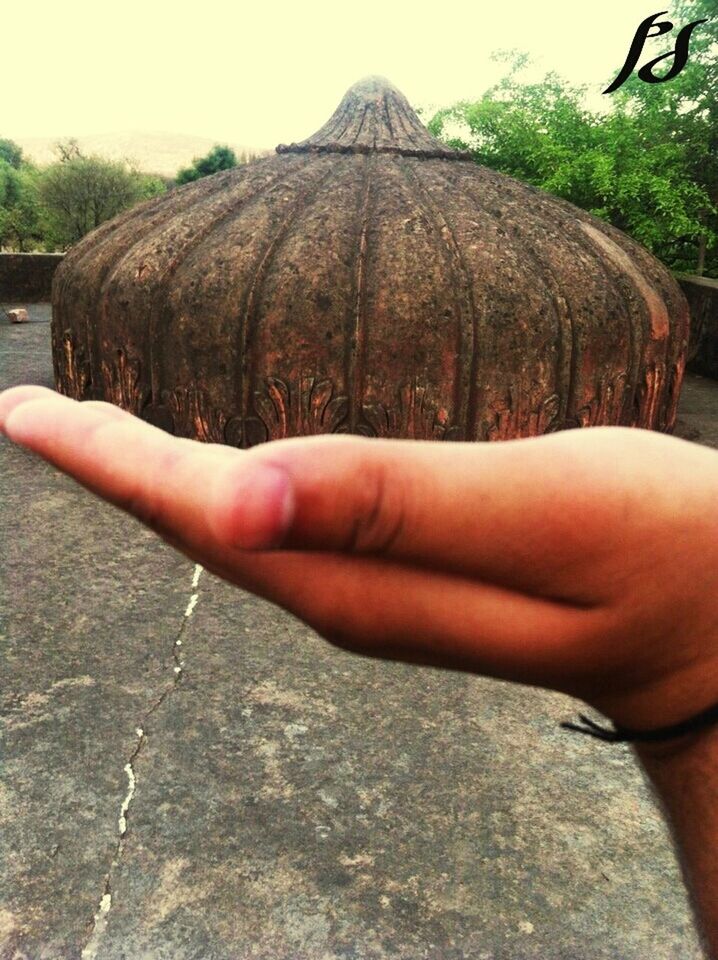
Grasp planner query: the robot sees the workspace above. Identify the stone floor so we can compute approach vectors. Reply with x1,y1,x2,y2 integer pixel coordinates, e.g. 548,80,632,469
1,304,716,960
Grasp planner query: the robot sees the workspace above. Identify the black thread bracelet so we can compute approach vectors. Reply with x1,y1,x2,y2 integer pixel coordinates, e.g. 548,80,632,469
561,700,718,743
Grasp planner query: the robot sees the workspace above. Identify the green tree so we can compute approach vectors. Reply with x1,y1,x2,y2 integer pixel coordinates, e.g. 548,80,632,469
0,157,43,251
611,0,717,274
428,21,717,278
0,137,23,169
175,144,238,184
139,173,171,199
37,154,165,248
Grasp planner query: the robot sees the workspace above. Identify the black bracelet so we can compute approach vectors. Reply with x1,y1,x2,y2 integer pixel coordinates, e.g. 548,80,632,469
561,700,718,743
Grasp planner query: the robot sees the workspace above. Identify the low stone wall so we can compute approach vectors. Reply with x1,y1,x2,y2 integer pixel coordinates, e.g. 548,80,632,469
0,253,65,303
680,275,718,381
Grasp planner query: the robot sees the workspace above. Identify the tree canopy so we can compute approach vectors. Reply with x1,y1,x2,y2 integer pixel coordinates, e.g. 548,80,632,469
0,168,39,250
428,0,716,277
176,145,239,185
613,0,716,274
0,138,166,251
0,142,42,250
37,149,165,248
0,138,23,169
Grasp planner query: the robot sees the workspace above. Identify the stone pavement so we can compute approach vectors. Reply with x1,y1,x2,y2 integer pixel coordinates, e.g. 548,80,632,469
1,304,715,960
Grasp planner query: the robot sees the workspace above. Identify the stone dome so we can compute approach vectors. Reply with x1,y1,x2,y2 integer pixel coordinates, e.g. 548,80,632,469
51,76,689,444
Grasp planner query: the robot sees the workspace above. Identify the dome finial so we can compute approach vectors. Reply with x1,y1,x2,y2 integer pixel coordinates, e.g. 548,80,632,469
276,76,472,160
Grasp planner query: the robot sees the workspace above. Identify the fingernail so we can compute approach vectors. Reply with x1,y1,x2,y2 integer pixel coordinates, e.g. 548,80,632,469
3,403,39,443
0,386,57,434
212,461,295,550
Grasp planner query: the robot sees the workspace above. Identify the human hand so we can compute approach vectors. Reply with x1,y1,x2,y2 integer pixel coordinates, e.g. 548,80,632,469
2,384,718,736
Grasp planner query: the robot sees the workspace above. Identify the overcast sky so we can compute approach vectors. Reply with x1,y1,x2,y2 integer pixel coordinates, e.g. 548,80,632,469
8,0,669,146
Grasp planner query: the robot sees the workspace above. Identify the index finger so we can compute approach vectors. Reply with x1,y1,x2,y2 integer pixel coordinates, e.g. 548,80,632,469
3,387,709,606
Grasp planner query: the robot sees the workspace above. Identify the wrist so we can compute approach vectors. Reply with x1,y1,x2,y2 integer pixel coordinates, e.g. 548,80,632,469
583,648,718,746
635,720,718,769
634,720,718,956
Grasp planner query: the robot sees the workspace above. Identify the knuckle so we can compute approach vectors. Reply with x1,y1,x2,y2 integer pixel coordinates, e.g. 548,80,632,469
126,495,162,532
123,442,186,535
345,460,408,555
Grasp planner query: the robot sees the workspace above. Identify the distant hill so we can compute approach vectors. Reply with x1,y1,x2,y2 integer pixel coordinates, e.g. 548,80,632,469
15,132,270,177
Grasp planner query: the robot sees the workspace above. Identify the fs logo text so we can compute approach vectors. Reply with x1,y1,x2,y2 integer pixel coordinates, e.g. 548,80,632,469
604,10,709,94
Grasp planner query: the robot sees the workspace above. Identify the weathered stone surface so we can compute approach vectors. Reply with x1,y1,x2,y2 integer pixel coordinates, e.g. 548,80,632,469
6,308,29,324
1,308,713,958
51,77,689,444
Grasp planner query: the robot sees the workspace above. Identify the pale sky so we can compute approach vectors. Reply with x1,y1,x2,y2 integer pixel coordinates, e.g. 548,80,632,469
7,0,667,147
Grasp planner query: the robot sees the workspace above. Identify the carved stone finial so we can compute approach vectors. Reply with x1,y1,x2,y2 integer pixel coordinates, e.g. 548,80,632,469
276,76,472,160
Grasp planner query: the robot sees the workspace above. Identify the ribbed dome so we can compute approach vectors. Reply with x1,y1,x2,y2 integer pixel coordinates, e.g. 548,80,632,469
51,77,689,444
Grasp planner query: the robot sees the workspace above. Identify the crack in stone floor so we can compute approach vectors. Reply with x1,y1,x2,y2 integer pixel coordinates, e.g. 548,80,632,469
81,563,204,959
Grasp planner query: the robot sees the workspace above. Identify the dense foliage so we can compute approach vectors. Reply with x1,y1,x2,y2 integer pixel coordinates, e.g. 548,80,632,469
0,152,43,251
428,0,716,277
0,140,263,250
0,140,166,251
176,144,262,185
0,138,23,169
38,148,165,248
176,145,239,184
